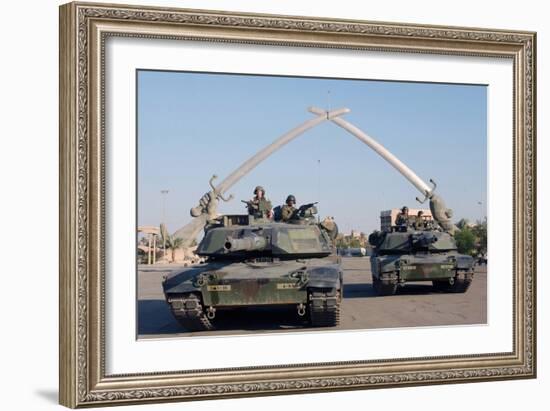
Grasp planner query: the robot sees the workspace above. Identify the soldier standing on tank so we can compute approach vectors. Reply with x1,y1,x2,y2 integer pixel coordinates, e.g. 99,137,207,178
395,206,409,226
281,194,297,222
246,186,273,218
414,210,425,230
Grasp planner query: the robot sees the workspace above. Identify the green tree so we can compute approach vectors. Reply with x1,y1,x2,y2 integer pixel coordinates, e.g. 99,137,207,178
471,219,487,256
165,235,184,262
160,223,184,262
454,227,476,255
349,238,361,248
456,218,470,230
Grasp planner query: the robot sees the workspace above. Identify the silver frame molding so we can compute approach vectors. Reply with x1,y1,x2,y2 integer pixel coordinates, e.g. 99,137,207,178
59,2,536,408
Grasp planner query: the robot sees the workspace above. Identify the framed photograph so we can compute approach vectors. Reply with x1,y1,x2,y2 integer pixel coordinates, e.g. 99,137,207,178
59,1,536,407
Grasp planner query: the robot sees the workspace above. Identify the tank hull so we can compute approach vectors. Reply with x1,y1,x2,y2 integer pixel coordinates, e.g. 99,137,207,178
370,252,474,295
163,258,343,330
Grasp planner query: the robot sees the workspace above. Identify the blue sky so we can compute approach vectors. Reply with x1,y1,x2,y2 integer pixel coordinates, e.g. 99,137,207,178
137,70,487,234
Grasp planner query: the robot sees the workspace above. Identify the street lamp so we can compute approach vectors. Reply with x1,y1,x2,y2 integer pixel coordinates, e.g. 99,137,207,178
317,159,321,222
477,201,483,224
161,189,169,257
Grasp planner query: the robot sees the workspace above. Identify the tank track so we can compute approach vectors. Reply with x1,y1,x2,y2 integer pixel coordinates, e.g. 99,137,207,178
167,293,215,332
432,270,474,293
308,289,341,327
373,274,398,296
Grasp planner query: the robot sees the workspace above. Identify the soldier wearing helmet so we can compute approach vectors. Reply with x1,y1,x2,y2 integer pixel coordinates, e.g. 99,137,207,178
395,206,409,227
414,210,425,230
245,186,273,219
281,194,297,222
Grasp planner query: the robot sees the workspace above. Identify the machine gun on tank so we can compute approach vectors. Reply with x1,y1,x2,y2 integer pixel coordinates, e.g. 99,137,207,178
241,199,255,211
272,201,318,222
296,202,318,218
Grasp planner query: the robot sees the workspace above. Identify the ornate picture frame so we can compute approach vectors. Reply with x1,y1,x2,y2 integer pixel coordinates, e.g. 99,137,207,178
59,1,536,407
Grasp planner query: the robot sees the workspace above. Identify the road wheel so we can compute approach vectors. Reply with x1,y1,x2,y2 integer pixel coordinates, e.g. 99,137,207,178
373,277,397,296
433,271,473,293
308,289,340,327
448,275,473,293
167,293,215,331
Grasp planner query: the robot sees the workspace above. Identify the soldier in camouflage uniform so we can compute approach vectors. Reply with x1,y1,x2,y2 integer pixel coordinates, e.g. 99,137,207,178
281,194,297,222
395,206,409,227
414,210,425,230
246,186,273,219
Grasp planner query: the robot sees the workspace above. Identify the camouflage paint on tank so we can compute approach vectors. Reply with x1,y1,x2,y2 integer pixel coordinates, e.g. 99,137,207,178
200,276,307,306
196,221,332,258
369,225,475,295
163,210,343,329
163,258,341,307
396,257,456,281
373,254,459,281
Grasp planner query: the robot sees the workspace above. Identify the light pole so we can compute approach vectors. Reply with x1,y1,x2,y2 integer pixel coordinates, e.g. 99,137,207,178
161,189,169,258
317,159,321,222
477,201,483,224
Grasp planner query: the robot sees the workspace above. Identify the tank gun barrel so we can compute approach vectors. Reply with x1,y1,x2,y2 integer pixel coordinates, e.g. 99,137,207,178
411,232,438,248
224,235,268,252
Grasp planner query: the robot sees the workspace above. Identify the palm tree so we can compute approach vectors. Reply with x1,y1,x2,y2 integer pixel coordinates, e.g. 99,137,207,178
165,235,183,262
160,224,183,262
456,218,470,230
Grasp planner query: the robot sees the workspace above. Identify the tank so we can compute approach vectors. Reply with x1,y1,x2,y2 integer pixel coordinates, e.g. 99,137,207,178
368,224,474,296
162,209,342,331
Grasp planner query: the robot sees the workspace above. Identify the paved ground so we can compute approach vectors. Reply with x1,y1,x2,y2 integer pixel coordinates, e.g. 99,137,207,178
137,257,487,338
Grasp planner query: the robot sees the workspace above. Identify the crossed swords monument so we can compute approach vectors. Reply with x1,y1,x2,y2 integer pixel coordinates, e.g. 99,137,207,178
173,106,456,248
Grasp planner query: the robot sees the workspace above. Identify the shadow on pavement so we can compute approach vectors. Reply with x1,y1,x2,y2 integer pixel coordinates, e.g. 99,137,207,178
138,299,309,335
343,282,452,299
395,283,440,295
343,283,376,298
138,299,183,334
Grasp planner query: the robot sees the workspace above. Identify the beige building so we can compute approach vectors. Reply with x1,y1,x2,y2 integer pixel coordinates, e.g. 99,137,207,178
137,225,202,265
380,208,433,232
350,230,362,239
138,225,161,264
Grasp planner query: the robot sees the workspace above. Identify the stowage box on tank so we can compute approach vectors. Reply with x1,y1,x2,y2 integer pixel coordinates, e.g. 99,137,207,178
162,209,342,331
368,224,474,296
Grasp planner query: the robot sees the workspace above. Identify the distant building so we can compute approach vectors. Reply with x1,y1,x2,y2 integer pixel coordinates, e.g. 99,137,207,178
350,230,362,239
336,229,368,250
380,208,433,232
138,225,161,264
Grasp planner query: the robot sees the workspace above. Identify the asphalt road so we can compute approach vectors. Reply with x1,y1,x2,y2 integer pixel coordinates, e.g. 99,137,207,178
137,257,487,338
